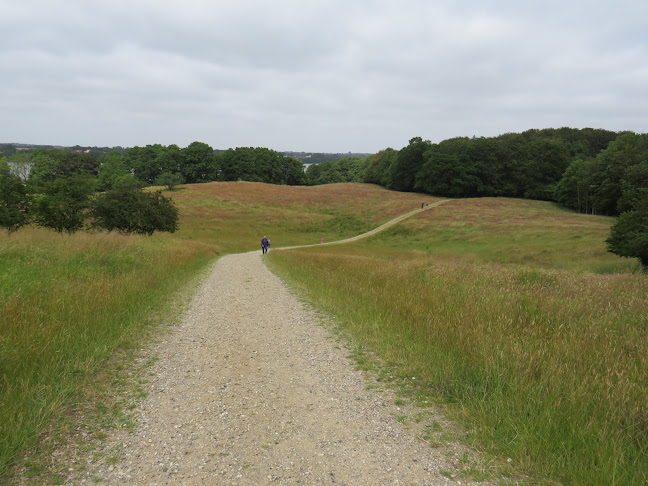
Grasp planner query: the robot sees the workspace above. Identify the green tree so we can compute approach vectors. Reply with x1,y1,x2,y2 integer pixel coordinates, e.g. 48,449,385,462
91,179,179,235
554,157,597,213
519,139,571,200
363,148,398,188
606,197,648,271
33,173,96,234
590,132,648,215
26,148,67,191
0,160,31,234
155,172,185,191
415,138,486,197
97,150,133,191
58,151,100,177
281,156,307,185
0,144,17,156
122,144,181,184
180,142,217,183
390,137,431,192
617,160,648,214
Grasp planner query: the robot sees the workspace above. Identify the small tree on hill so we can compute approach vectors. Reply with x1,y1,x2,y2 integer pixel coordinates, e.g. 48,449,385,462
0,160,31,234
33,173,96,234
91,179,179,235
155,172,185,191
606,197,648,271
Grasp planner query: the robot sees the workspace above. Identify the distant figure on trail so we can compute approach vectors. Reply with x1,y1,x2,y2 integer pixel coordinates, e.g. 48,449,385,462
321,236,324,244
261,236,269,254
421,203,424,209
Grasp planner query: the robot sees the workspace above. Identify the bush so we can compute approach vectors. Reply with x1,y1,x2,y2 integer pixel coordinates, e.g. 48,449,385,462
91,179,179,235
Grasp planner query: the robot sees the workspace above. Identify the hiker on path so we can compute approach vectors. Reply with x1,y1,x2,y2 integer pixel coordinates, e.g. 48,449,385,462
261,236,269,254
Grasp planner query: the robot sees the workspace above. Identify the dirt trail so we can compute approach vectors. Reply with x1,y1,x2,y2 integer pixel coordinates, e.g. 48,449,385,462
72,201,491,485
281,200,449,250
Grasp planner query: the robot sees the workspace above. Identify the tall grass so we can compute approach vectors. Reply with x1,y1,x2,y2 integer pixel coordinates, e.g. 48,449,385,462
0,181,433,480
0,229,214,478
167,181,438,249
266,198,648,485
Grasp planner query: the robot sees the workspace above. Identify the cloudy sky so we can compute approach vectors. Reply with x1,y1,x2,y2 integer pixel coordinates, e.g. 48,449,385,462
2,0,647,153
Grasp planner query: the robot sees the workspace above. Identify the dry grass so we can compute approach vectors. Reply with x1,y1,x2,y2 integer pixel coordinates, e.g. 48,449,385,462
0,182,434,481
267,197,648,485
165,182,439,250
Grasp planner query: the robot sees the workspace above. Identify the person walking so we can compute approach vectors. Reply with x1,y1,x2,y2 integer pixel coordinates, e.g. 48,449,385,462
261,236,269,254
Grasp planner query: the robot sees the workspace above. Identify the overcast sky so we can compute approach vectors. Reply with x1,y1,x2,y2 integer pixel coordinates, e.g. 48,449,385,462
2,0,647,153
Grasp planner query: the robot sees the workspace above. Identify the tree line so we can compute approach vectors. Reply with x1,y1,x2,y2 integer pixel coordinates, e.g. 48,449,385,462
2,130,646,268
304,127,648,269
0,142,310,235
0,151,178,236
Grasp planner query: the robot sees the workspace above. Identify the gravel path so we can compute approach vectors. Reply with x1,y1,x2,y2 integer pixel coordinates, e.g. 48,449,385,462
77,203,492,485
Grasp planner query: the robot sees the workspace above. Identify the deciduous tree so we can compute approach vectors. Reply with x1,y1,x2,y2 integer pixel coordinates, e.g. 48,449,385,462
606,196,648,271
91,179,179,235
0,160,31,234
33,173,96,234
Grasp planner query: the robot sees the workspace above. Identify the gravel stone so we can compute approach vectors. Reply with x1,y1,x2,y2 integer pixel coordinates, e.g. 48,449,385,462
80,248,490,485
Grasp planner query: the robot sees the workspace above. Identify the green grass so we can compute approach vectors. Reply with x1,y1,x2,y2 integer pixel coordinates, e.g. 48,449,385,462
5,183,646,485
0,181,432,481
266,197,648,485
0,230,214,480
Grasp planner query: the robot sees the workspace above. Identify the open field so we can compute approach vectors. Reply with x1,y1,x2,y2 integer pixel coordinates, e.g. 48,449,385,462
167,181,439,250
0,182,434,480
266,197,648,485
2,183,647,484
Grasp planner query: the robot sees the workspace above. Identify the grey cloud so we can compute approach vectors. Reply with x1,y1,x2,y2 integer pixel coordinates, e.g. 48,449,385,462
1,0,647,152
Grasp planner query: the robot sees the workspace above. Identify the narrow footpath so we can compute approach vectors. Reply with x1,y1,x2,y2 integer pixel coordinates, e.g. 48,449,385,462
75,201,491,485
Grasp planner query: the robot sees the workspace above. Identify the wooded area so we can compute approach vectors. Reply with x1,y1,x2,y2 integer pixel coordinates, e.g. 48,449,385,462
2,128,647,267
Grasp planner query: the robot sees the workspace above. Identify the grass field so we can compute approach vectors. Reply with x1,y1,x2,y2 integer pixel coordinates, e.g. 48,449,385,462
168,181,438,250
266,197,648,485
0,182,432,481
2,183,646,485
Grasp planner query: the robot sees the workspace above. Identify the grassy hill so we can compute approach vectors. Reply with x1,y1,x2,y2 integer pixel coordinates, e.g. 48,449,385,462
2,182,646,484
265,195,647,485
0,182,432,481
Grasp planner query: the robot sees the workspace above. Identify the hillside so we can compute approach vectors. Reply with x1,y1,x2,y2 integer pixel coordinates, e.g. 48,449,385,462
2,182,646,485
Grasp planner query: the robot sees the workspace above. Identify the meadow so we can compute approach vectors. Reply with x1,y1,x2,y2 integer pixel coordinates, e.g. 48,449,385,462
0,182,431,481
2,181,646,485
266,197,648,485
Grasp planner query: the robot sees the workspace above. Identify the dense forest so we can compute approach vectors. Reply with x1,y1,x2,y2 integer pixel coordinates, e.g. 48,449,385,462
304,128,648,216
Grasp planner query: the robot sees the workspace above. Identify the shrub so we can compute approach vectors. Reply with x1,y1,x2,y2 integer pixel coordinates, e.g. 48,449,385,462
91,179,179,235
